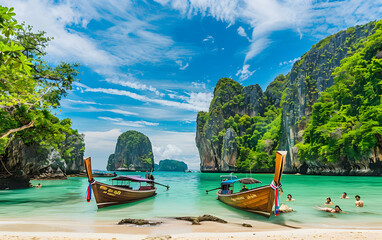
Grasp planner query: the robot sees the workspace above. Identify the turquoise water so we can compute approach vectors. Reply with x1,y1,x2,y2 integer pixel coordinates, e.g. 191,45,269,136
1,172,382,228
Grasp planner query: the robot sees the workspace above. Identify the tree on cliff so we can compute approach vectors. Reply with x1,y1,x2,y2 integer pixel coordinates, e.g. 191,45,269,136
0,6,80,155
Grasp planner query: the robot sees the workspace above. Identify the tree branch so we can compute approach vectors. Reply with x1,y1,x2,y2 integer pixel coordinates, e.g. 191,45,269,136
0,121,35,139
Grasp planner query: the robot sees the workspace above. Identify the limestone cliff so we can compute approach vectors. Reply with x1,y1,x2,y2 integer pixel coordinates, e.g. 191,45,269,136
196,78,268,172
107,131,154,171
196,20,382,175
0,132,85,189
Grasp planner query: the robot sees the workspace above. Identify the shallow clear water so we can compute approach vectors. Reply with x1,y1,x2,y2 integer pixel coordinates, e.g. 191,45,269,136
1,172,381,228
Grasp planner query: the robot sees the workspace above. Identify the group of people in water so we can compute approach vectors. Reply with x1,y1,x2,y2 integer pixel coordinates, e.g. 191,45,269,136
286,192,364,213
29,183,42,188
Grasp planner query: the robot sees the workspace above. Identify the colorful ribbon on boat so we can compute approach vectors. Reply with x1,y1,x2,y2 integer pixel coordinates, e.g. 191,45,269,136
86,179,96,202
270,180,282,216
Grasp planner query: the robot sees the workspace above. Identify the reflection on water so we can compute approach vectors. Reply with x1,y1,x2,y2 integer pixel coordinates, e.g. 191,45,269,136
0,172,381,228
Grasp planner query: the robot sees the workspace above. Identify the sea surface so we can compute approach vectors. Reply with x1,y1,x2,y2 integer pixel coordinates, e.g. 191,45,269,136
1,172,382,228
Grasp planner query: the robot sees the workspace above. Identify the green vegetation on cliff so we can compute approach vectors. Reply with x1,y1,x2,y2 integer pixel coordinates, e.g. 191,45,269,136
107,130,154,171
197,77,286,172
296,21,382,164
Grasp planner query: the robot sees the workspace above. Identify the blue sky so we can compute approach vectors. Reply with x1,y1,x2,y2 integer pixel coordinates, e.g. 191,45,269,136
3,0,382,170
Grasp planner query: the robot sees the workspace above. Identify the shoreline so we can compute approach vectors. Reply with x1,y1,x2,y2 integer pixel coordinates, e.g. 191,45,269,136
1,228,382,240
1,218,382,239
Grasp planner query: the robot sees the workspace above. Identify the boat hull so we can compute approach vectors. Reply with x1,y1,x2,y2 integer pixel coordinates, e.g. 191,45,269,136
217,185,274,217
216,151,287,217
92,181,157,208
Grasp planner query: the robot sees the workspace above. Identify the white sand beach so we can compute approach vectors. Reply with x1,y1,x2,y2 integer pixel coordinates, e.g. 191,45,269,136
1,218,381,240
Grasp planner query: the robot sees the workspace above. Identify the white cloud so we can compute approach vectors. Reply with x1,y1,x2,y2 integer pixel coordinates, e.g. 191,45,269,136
156,0,239,24
131,106,196,121
65,99,99,105
98,117,159,127
175,60,190,70
5,0,117,68
192,82,206,89
236,64,255,81
237,26,249,40
78,83,212,112
105,109,139,116
105,74,163,96
202,35,215,43
61,99,139,116
279,57,301,66
158,0,382,61
101,20,193,66
153,144,183,160
187,92,213,111
7,0,194,87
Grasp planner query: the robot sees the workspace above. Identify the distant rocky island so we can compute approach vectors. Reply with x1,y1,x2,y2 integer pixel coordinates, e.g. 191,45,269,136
156,159,188,172
107,131,154,172
196,20,382,175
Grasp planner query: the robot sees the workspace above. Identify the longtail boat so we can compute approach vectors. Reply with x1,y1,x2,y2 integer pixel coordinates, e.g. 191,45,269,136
84,157,168,208
92,171,117,177
206,151,287,217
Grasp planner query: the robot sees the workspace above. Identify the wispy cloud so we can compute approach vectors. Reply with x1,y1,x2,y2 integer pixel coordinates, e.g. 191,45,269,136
77,83,212,112
279,57,301,66
105,74,164,96
61,98,139,116
202,35,215,43
7,0,195,84
157,0,382,62
65,99,100,105
176,60,190,70
6,0,118,69
98,117,159,127
236,64,255,81
192,82,206,90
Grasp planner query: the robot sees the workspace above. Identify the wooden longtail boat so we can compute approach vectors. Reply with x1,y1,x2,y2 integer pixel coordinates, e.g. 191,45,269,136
84,157,164,208
214,151,287,217
92,171,117,177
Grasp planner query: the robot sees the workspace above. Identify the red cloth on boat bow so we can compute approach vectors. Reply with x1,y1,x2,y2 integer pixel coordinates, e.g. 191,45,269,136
86,179,96,202
270,180,282,216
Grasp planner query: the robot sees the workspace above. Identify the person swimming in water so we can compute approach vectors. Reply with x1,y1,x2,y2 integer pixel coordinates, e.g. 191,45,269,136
325,197,333,205
314,205,346,213
340,192,349,199
355,195,364,207
286,194,295,201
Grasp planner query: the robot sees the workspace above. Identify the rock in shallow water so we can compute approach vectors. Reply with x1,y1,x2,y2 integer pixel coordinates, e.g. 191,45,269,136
279,204,293,213
175,214,227,225
118,218,162,226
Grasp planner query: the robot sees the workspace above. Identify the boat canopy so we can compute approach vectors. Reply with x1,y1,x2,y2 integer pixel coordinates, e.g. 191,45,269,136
221,179,238,185
221,178,262,185
112,175,153,182
240,178,262,184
